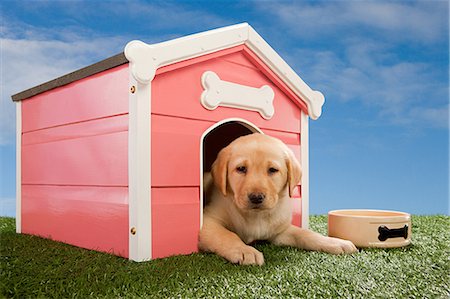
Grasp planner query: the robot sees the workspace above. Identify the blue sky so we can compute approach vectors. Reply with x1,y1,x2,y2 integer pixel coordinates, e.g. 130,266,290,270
0,0,448,216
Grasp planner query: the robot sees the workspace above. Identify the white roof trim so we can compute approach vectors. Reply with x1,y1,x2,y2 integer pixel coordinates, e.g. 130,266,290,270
124,23,325,120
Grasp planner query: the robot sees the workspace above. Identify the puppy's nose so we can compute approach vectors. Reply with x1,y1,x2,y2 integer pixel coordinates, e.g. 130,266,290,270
248,192,265,204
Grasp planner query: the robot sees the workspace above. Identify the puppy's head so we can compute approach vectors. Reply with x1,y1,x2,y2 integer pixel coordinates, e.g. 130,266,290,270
211,133,301,211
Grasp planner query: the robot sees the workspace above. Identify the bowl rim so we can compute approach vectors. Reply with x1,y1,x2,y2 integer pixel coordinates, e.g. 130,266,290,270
328,209,410,218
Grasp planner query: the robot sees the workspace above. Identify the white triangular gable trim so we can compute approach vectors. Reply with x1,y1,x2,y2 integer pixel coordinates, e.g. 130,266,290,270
124,23,324,120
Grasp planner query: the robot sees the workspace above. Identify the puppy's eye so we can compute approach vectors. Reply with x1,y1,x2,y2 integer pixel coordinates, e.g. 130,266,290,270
268,167,279,175
236,166,247,174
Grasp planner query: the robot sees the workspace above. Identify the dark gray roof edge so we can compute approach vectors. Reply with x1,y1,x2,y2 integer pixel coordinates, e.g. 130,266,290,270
11,53,128,102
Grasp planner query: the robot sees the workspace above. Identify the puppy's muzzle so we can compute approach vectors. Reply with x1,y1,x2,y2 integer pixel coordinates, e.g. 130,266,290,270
248,192,265,205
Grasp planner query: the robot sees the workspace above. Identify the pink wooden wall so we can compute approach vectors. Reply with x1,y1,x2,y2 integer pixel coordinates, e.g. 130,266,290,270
151,47,303,258
20,64,130,257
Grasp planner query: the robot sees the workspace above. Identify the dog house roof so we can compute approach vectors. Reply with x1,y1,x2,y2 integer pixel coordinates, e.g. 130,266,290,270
12,23,324,119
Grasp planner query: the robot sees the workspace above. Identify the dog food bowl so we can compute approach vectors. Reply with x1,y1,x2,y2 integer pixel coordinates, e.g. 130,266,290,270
328,209,411,248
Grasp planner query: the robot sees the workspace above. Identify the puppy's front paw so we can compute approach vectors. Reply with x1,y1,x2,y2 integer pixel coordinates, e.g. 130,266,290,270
322,237,358,255
226,245,264,266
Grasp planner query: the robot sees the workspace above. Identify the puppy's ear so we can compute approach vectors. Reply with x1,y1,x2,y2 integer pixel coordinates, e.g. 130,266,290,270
211,146,231,196
285,148,302,197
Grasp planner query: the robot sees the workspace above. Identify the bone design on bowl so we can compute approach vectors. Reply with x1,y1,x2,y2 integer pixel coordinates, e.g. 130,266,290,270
378,225,408,241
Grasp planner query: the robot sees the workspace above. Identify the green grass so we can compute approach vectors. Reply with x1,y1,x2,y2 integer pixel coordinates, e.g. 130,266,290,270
1,216,449,298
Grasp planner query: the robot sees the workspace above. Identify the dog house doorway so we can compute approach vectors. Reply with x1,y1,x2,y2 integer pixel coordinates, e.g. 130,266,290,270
200,119,262,225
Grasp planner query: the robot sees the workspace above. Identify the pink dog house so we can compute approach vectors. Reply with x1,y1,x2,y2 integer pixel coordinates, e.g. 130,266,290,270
12,23,324,261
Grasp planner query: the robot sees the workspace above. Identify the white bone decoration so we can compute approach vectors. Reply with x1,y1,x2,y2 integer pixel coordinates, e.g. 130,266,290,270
200,71,275,119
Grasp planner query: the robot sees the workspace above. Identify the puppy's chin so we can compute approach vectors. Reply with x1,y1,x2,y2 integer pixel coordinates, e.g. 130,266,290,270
233,195,279,212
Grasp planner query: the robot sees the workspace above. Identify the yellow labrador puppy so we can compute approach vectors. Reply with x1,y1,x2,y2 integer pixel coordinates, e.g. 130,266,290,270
199,133,357,265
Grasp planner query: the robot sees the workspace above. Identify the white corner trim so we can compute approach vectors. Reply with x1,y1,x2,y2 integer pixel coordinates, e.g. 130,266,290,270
246,26,325,120
128,74,152,262
16,101,22,234
124,41,159,84
301,112,309,229
201,71,275,119
123,23,324,120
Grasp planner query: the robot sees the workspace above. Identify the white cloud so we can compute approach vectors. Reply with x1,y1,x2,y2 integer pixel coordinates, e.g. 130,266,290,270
3,1,229,43
256,1,449,130
258,1,448,44
348,1,447,42
408,106,449,129
284,40,448,129
0,34,126,145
